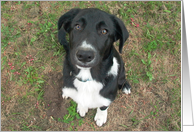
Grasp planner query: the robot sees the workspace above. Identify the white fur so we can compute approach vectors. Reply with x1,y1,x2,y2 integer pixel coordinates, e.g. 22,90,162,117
76,66,92,81
122,87,131,94
107,57,119,77
80,40,96,51
62,67,111,117
77,104,88,117
94,107,108,127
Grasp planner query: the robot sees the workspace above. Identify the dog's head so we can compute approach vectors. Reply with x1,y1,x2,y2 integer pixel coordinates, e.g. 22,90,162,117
58,8,129,68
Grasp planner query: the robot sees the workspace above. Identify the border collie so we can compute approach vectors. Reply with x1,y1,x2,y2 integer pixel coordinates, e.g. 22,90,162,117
58,8,131,127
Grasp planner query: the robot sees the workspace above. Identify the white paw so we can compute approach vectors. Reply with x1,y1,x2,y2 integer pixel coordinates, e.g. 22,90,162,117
62,94,69,99
62,88,69,99
77,104,88,117
94,108,108,127
62,92,69,99
122,87,131,94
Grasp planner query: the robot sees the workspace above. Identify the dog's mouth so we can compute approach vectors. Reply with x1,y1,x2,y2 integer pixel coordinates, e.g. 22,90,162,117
75,61,95,68
76,65,91,70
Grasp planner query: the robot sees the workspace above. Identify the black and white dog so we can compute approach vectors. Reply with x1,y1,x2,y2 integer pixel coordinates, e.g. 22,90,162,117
58,8,131,127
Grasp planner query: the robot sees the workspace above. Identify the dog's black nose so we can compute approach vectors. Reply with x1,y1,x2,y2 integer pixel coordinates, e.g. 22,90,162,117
76,50,95,63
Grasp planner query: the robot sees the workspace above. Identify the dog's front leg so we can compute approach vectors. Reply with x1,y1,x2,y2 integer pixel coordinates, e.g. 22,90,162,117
94,106,108,127
77,104,88,117
118,58,131,94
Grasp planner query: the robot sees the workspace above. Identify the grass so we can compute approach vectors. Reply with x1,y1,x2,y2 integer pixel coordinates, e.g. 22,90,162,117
58,100,84,130
1,1,181,131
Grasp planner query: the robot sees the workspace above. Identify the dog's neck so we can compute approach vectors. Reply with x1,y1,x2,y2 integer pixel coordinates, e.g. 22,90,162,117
70,66,93,82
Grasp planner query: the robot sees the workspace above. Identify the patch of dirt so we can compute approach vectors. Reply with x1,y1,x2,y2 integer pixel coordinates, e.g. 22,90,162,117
43,72,70,120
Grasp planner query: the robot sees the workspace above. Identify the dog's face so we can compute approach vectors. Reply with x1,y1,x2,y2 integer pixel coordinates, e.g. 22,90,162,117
58,8,129,68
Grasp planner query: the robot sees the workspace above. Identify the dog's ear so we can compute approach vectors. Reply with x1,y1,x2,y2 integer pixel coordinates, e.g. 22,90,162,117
112,16,129,53
58,8,81,51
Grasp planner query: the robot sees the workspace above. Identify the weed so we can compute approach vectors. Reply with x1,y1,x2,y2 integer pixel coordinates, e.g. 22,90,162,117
144,41,158,52
1,56,7,70
35,87,44,101
24,66,38,84
150,105,159,119
131,116,140,126
1,24,20,51
127,69,140,84
58,100,83,125
141,52,154,81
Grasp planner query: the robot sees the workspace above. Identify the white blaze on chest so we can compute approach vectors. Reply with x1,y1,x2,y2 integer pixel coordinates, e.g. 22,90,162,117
76,66,93,81
62,67,111,109
73,79,106,108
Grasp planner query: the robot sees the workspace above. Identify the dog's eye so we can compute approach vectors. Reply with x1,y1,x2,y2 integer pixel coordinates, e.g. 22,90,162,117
101,29,108,35
74,24,81,30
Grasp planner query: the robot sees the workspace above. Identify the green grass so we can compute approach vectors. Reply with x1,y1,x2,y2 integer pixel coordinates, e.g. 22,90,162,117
1,1,181,131
58,100,84,130
141,52,154,81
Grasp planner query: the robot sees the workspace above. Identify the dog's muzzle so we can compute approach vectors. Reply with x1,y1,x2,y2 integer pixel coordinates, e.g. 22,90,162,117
74,47,98,68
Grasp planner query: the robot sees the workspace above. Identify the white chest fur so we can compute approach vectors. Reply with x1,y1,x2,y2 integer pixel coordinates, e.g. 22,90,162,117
62,68,111,109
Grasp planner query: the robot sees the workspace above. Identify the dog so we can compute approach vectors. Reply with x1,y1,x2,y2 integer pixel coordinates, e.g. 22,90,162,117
58,8,131,127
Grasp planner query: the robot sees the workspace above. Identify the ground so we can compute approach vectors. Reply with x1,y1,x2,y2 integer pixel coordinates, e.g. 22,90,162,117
1,1,181,131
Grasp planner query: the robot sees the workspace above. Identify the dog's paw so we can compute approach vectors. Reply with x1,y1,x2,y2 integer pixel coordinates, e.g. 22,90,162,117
62,88,69,99
62,92,69,99
62,94,69,99
94,108,107,127
77,104,88,117
123,87,131,94
122,82,131,94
